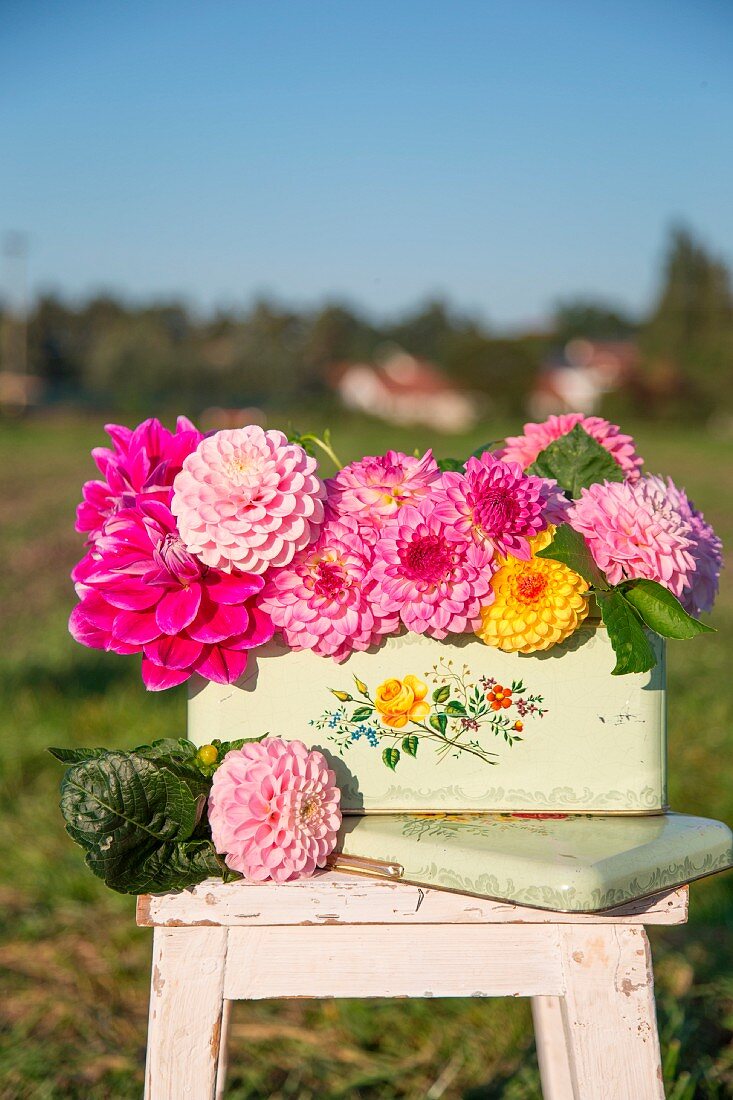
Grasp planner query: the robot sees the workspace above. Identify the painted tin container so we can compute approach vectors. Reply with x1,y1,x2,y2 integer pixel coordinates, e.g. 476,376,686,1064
188,623,667,814
335,811,733,912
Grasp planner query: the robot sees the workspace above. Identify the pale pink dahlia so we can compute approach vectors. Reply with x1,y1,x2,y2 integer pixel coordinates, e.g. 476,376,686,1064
326,449,440,527
208,738,342,883
643,476,722,615
498,414,643,480
69,500,273,690
433,453,548,561
567,477,697,601
171,427,326,574
260,515,398,662
76,417,203,541
368,502,496,638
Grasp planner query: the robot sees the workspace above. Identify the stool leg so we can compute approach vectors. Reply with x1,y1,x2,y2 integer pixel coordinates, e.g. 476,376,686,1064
144,926,228,1100
214,999,232,1100
532,996,574,1099
559,925,664,1100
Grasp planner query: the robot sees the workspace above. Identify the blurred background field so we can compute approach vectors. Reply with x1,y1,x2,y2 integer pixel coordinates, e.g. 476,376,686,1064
0,411,731,1100
3,2,733,1097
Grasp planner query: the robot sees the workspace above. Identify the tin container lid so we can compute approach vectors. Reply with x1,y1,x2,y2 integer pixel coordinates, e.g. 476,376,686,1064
335,811,733,912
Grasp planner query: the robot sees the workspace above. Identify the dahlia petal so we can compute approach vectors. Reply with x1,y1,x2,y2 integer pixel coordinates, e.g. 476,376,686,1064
155,583,202,635
141,657,191,691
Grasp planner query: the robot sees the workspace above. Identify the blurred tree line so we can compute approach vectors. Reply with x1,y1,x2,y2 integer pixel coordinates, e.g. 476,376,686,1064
1,225,731,420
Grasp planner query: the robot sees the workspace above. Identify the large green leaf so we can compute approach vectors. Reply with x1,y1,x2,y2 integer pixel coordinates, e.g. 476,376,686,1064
621,579,715,639
596,590,657,676
58,751,225,894
528,424,625,497
535,524,609,590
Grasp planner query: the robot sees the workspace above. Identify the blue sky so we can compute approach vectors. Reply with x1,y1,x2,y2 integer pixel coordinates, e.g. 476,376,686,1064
2,0,732,328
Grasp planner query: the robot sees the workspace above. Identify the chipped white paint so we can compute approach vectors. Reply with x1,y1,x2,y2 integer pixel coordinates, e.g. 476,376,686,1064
223,924,564,999
137,872,689,928
559,924,665,1099
531,997,575,1099
139,874,686,1098
144,926,227,1100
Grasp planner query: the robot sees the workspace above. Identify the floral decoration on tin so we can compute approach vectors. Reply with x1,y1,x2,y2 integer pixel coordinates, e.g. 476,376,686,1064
312,660,546,771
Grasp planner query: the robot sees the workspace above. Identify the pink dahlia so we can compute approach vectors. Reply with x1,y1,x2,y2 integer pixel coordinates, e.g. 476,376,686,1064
171,427,325,575
567,477,698,601
368,502,496,638
433,453,548,561
260,514,398,662
76,417,203,541
69,500,273,690
208,738,342,883
643,476,722,615
498,414,643,480
326,449,440,527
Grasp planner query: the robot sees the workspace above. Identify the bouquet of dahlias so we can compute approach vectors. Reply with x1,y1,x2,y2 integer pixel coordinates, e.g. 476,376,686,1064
69,413,720,683
54,413,722,893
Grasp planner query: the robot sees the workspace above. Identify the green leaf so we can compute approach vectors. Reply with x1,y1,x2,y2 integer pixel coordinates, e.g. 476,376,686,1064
57,751,222,894
535,523,609,590
49,746,108,764
596,590,657,676
382,747,400,770
527,424,625,497
445,700,467,717
401,735,419,757
351,706,373,722
436,457,464,472
621,579,715,639
429,712,448,734
432,684,450,704
469,440,503,459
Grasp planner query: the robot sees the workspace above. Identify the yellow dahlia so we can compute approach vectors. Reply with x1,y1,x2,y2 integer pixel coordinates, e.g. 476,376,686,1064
476,527,589,653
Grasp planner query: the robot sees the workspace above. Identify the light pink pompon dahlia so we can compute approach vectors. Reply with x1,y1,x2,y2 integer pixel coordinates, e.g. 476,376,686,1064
368,502,496,639
260,515,398,662
643,476,722,616
498,414,644,480
69,500,273,690
433,453,548,561
567,477,699,603
76,417,203,541
171,427,326,575
208,738,342,883
326,449,440,527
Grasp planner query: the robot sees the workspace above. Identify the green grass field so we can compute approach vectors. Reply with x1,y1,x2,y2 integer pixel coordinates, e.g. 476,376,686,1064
1,412,731,1099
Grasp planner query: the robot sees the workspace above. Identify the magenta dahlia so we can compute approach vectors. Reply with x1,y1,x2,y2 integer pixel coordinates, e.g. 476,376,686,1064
433,453,548,561
327,448,440,527
208,738,342,883
69,500,273,690
171,426,325,575
76,417,203,541
498,414,643,480
368,502,496,638
567,477,698,602
260,514,397,662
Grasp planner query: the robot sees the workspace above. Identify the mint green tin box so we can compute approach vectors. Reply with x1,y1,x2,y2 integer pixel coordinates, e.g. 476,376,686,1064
188,623,667,815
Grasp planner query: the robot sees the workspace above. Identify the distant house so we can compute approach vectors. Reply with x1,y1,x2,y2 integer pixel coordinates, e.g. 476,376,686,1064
528,339,640,418
332,349,478,434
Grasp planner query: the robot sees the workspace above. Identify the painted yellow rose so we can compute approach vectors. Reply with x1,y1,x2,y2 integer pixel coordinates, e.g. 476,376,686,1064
373,674,430,728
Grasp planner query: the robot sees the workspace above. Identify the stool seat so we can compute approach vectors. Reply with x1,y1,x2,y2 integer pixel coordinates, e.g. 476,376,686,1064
138,872,690,1100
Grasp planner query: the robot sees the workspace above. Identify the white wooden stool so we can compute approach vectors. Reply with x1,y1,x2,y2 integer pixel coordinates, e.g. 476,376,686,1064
137,872,688,1100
